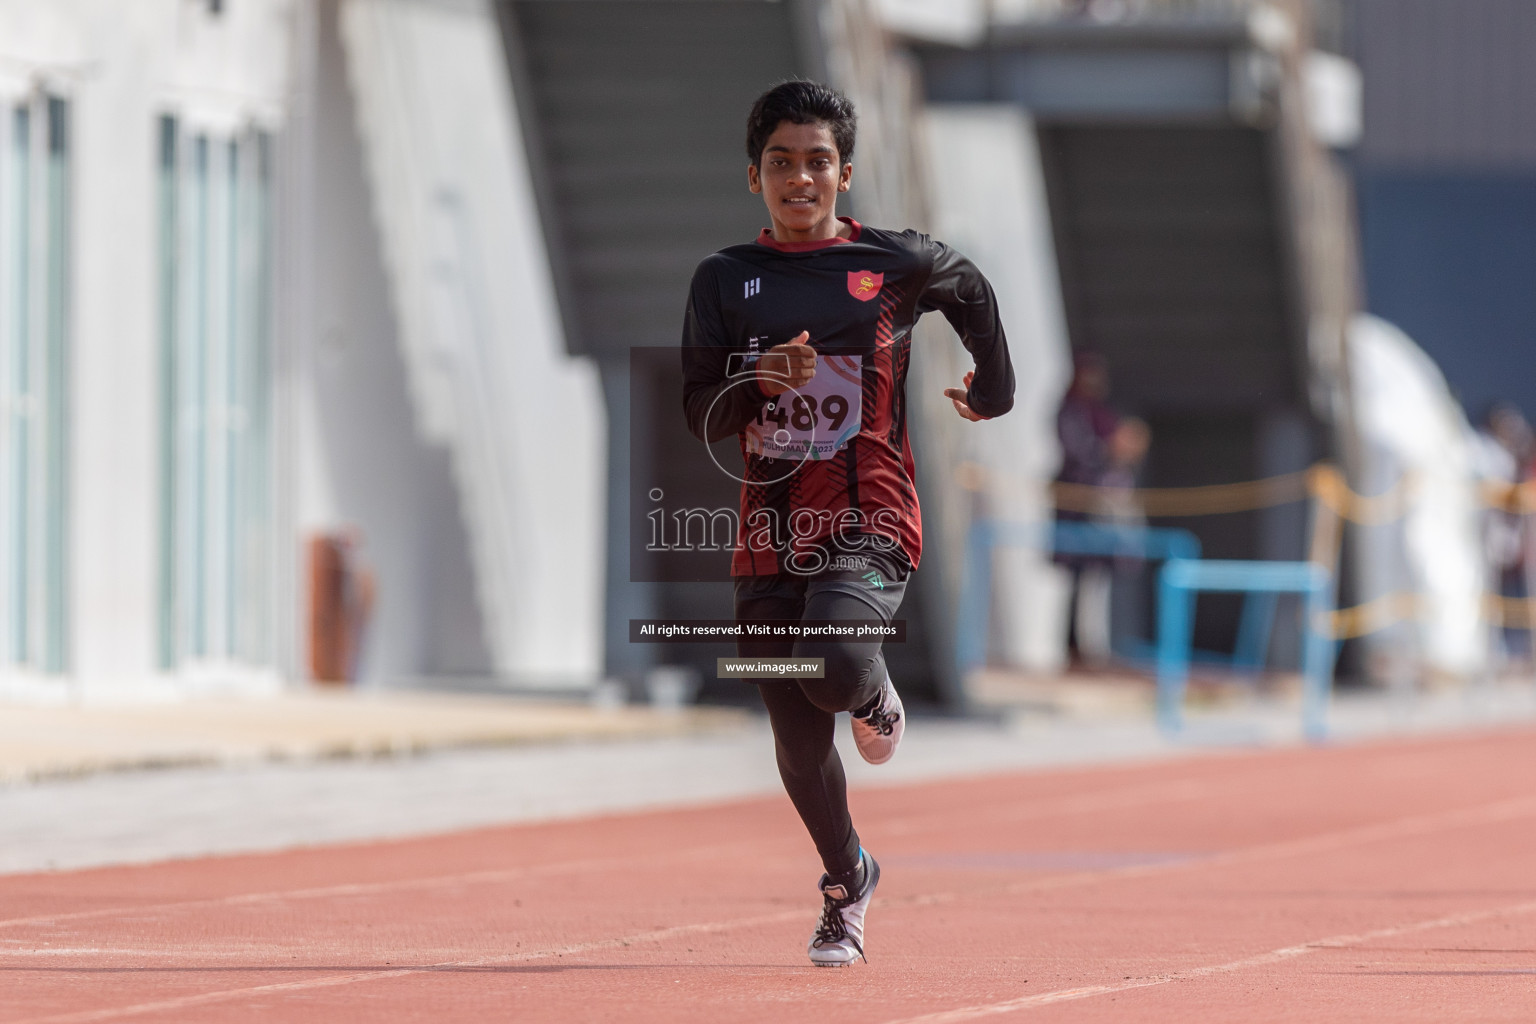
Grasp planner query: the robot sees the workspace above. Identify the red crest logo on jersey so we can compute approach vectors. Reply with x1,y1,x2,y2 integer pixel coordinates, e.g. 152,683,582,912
847,271,884,302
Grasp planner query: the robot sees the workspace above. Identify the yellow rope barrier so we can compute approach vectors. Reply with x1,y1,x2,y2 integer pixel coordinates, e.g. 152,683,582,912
960,459,1536,639
1038,462,1417,522
966,459,1502,520
1319,593,1536,638
1484,594,1536,629
1481,479,1536,514
1049,470,1312,517
1324,592,1422,640
1304,464,1418,526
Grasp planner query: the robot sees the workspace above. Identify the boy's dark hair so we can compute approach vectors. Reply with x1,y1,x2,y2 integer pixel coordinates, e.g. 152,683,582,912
745,80,857,167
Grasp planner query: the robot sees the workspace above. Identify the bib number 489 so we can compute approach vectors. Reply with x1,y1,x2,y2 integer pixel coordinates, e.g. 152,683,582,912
757,394,850,432
745,354,863,462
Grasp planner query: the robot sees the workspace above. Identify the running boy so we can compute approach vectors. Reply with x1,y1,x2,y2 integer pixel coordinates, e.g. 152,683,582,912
681,81,1014,966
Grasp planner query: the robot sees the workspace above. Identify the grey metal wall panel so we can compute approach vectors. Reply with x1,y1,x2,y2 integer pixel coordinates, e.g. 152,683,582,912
1354,0,1536,171
1000,49,1232,118
503,1,805,356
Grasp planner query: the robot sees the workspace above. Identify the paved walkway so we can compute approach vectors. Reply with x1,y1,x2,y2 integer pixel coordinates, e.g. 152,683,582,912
0,688,745,784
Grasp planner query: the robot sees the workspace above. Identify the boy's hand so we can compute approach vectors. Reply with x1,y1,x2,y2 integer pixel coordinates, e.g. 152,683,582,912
944,371,990,422
758,331,816,396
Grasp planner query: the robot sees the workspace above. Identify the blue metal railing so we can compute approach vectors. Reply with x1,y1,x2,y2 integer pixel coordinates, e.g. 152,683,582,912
955,519,1200,675
957,520,1339,739
1156,558,1334,740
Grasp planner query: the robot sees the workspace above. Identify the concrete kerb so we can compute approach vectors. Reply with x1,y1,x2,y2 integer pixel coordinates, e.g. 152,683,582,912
0,687,752,786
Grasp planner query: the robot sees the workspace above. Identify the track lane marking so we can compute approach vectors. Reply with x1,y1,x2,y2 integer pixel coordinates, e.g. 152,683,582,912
8,775,1514,935
7,791,1536,1020
11,728,1518,935
876,897,1536,1023
2,909,811,1024
21,889,1534,1024
878,778,1215,837
0,839,758,932
999,792,1536,898
0,775,1240,932
0,867,552,933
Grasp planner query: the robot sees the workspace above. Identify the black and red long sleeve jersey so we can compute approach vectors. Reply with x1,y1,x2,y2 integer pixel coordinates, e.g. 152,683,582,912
682,218,1014,578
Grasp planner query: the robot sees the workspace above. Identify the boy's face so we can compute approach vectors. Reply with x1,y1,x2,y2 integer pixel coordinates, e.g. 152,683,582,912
748,120,851,241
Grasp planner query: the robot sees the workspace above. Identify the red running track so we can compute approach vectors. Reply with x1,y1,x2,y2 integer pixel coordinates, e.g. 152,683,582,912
5,727,1536,1022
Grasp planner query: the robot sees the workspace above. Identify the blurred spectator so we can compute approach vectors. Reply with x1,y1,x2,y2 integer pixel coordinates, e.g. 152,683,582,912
1054,353,1150,667
1471,402,1534,668
1055,352,1118,491
1101,416,1151,507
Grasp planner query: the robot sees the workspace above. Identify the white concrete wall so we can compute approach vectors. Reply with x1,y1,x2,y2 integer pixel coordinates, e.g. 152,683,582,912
0,0,294,700
924,105,1074,674
338,0,605,686
285,0,495,686
0,0,557,698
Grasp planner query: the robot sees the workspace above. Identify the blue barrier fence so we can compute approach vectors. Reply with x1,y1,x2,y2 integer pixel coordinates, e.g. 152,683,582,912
1156,559,1334,740
957,520,1338,739
956,520,1200,675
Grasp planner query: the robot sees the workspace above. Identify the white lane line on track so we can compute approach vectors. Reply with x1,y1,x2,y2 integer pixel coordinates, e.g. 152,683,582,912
879,778,1214,837
6,792,1536,1021
0,867,544,932
1000,793,1536,898
0,949,253,958
877,897,1536,1024
0,775,1235,932
2,909,812,1024
0,838,750,932
7,776,1519,936
24,888,1531,1024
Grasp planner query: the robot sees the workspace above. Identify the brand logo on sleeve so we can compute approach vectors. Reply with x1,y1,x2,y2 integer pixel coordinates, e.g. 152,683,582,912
847,271,883,302
744,278,761,298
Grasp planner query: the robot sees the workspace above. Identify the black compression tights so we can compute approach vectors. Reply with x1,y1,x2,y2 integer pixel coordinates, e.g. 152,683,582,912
744,588,891,880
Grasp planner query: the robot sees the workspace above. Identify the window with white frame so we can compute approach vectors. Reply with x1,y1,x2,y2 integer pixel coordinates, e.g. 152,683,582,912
0,93,70,675
157,115,274,670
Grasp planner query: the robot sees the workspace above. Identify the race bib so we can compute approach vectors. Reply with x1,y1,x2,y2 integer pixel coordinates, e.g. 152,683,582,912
745,355,863,461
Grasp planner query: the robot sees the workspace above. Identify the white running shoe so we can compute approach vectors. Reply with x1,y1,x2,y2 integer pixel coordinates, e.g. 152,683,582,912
850,673,904,765
807,849,880,967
